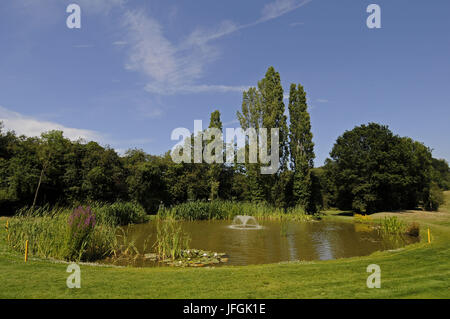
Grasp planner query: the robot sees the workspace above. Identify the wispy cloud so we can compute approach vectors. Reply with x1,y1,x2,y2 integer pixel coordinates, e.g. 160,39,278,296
121,0,312,95
316,98,329,103
123,10,179,86
123,11,244,95
72,0,126,14
261,0,311,21
150,84,250,95
0,106,102,141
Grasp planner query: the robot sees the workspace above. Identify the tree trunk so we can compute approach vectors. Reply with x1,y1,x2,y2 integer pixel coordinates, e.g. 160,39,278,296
32,167,44,211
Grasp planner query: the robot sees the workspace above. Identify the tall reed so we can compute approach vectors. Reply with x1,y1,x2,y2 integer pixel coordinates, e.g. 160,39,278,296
379,216,406,235
154,217,190,261
157,200,312,221
5,203,144,262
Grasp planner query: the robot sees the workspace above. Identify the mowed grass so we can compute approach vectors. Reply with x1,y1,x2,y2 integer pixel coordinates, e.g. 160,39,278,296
1,195,450,299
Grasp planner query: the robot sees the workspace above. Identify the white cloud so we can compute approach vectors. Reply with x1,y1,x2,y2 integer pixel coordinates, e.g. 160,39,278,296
184,20,240,46
123,11,179,86
184,0,312,44
0,106,102,142
121,1,312,96
146,84,249,95
71,0,126,14
316,99,329,103
261,0,311,22
123,10,243,95
15,0,125,17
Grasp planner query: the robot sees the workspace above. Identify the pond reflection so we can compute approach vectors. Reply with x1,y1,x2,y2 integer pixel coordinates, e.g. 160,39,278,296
113,220,417,267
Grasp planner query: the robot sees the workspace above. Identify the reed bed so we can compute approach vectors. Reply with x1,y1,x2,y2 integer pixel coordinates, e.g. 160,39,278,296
157,201,313,222
154,217,190,261
89,201,148,226
377,216,420,239
4,201,147,262
378,216,406,235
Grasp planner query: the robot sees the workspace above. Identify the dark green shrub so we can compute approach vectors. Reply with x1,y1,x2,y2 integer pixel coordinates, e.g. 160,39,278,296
424,183,444,211
94,201,147,226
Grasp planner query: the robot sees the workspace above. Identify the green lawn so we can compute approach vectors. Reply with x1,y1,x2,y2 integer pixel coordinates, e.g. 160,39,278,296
1,195,449,299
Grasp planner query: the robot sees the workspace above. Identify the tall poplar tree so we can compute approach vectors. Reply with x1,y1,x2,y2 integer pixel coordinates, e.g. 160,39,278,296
237,67,289,204
237,88,265,202
207,110,223,200
258,67,289,204
288,83,316,213
258,67,289,172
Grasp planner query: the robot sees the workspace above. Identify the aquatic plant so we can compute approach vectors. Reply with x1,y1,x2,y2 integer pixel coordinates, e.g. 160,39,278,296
113,227,140,258
88,201,148,226
6,205,119,262
157,200,312,222
154,218,190,261
66,206,97,260
16,201,148,227
379,216,406,235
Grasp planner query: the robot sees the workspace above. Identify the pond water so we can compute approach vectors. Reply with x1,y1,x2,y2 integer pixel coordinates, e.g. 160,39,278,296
113,220,418,267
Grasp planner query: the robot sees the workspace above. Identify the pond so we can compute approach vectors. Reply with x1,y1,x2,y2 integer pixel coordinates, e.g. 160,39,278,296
110,219,418,267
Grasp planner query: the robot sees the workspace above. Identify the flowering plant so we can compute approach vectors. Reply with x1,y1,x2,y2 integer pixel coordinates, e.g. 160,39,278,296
66,206,97,260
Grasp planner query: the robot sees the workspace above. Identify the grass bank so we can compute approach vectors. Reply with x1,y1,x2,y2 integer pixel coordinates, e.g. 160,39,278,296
0,193,449,299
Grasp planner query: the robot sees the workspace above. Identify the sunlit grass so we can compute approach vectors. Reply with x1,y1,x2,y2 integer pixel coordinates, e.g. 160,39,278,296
1,202,449,298
0,207,449,298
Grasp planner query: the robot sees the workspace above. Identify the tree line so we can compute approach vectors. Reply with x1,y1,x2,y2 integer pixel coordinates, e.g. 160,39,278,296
1,67,448,215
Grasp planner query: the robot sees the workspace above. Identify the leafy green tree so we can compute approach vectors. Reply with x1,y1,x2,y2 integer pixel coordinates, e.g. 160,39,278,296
259,67,289,172
237,67,289,204
207,110,223,200
80,142,127,202
259,67,289,205
0,123,20,212
288,83,316,213
431,158,450,190
32,131,71,209
325,123,433,212
424,182,445,211
237,87,265,202
125,152,168,212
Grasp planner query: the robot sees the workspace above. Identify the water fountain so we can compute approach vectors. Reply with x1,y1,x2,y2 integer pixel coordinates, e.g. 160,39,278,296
229,215,263,230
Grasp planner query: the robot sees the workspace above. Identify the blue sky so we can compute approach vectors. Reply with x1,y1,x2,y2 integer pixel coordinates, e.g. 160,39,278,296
0,0,449,166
